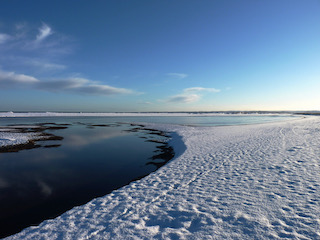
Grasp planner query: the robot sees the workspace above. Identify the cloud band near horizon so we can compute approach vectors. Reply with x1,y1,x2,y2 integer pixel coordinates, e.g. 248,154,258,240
0,70,135,96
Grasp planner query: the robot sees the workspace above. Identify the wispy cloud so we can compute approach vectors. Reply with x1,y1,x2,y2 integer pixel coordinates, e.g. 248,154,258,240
36,23,53,42
167,94,200,103
165,86,220,104
0,69,134,96
0,22,72,73
0,69,39,87
41,79,134,96
37,77,135,96
184,87,220,93
0,56,67,73
67,82,134,95
138,101,153,105
0,21,80,110
80,85,132,95
1,21,72,52
0,22,135,97
0,33,11,44
167,73,188,79
27,59,66,70
36,78,89,90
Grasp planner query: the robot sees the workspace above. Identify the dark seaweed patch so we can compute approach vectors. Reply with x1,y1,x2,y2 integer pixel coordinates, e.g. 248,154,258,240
43,144,61,148
0,141,41,153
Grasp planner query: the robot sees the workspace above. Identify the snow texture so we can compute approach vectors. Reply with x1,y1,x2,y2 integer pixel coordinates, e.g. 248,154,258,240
5,116,320,239
0,132,38,147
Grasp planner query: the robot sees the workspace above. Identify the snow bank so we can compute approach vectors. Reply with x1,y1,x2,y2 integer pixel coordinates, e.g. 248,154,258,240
6,117,320,239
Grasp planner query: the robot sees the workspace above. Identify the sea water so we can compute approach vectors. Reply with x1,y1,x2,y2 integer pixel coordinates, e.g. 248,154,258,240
0,114,297,126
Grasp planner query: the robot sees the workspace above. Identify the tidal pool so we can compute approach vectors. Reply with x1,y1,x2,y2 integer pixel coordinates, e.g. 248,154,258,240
0,119,173,238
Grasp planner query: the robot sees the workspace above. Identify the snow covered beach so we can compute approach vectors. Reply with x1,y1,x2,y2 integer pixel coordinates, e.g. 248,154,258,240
3,116,320,239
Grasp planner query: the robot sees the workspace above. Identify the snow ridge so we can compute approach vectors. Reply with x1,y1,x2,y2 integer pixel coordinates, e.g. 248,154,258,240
5,117,320,239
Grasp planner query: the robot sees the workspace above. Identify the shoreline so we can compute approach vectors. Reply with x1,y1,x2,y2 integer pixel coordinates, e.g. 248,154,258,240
6,116,320,239
0,122,177,238
0,114,301,151
0,111,299,118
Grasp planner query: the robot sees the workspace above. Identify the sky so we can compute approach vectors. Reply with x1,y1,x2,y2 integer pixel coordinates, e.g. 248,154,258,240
0,0,319,112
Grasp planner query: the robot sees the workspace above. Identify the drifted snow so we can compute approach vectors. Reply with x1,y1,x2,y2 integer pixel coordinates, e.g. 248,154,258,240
5,117,320,239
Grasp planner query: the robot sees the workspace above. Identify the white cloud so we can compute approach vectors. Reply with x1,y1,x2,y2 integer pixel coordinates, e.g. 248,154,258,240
75,84,134,95
0,68,135,96
0,22,135,97
36,78,89,90
184,87,220,93
0,22,72,63
167,94,200,103
36,23,53,42
167,73,188,79
27,60,66,70
0,22,71,58
0,33,11,44
0,70,39,86
37,77,134,96
165,86,220,104
0,56,67,73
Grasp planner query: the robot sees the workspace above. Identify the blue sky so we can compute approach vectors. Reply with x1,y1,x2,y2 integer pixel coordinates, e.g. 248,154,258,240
0,0,319,112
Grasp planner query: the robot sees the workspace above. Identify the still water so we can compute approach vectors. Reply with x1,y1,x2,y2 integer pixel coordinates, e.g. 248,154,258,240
0,114,297,126
0,119,171,237
0,115,297,237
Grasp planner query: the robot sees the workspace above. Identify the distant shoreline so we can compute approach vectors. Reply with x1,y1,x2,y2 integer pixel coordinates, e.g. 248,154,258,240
0,111,313,118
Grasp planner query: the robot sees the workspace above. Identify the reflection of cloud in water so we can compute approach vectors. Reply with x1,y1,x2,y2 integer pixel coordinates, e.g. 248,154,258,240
28,151,67,163
0,177,9,189
65,129,129,147
37,180,52,197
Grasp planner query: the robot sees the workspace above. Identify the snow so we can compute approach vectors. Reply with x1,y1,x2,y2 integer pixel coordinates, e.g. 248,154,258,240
0,125,44,148
4,116,320,239
0,132,38,147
